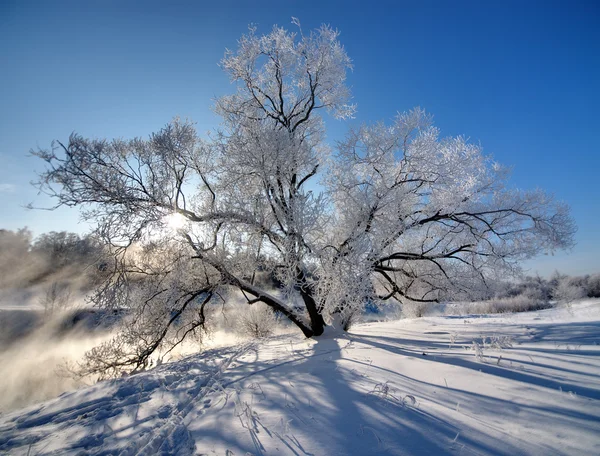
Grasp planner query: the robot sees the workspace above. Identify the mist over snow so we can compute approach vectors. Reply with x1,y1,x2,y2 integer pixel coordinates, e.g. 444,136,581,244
0,309,111,413
1,299,599,455
0,286,289,414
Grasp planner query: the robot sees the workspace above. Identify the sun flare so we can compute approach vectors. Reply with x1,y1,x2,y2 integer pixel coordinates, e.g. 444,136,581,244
165,213,187,231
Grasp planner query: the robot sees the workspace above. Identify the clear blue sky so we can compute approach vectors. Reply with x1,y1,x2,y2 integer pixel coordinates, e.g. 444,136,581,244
1,0,598,277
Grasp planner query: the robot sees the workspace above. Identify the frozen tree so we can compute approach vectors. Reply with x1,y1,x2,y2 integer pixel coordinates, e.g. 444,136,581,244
551,272,586,304
32,21,575,375
32,231,103,268
324,109,575,312
0,228,34,287
39,281,72,315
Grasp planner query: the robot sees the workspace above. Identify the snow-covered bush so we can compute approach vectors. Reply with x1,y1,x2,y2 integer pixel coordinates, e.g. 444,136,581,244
500,276,552,302
553,277,586,304
546,272,600,300
441,284,551,316
402,301,428,318
466,294,551,314
235,303,278,339
586,274,600,298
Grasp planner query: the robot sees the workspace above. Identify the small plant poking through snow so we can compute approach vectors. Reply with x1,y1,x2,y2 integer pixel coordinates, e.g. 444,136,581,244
488,335,514,349
369,381,417,407
234,394,259,432
470,334,514,362
449,332,458,348
471,340,485,362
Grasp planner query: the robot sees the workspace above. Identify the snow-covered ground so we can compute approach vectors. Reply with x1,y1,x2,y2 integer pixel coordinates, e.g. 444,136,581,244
1,299,599,455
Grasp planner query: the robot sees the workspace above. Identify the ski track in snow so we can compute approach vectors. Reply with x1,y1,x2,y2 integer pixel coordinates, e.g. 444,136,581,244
133,342,256,456
1,300,600,455
0,343,257,455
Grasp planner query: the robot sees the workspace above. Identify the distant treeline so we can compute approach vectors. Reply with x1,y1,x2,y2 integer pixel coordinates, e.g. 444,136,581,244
0,228,104,291
1,227,598,308
496,271,600,302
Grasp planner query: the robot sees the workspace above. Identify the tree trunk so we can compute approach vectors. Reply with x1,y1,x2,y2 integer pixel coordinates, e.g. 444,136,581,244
296,269,325,336
299,288,325,336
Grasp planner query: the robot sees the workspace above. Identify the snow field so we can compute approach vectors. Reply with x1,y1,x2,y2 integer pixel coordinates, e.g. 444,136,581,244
1,299,599,455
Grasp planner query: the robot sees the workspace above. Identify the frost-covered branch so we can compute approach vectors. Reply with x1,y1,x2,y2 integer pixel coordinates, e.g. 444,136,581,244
31,22,575,376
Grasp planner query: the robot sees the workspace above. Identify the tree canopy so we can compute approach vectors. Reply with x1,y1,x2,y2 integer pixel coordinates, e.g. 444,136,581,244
32,22,575,376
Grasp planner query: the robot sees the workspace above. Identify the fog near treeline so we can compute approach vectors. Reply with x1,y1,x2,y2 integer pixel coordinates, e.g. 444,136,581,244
0,228,109,411
1,227,600,413
0,228,269,412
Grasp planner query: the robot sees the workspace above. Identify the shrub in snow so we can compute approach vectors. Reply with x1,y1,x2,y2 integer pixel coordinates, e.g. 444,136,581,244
402,301,428,318
514,276,552,302
446,290,551,316
586,274,600,298
544,272,600,300
235,303,278,339
553,278,586,304
492,289,549,312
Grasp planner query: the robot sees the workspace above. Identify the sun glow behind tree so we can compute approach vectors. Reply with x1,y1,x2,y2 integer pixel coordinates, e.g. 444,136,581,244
31,21,575,377
165,213,188,232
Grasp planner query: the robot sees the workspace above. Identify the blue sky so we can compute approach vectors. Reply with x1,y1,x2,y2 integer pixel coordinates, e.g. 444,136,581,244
0,0,598,276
